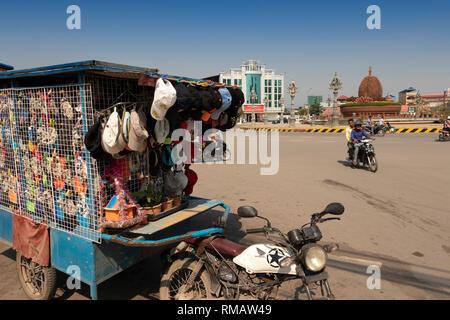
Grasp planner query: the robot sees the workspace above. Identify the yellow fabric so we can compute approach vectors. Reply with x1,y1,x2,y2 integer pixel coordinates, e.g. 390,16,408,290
345,127,352,142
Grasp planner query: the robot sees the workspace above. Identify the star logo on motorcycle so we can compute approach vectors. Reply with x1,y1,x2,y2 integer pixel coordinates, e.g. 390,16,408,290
267,248,285,268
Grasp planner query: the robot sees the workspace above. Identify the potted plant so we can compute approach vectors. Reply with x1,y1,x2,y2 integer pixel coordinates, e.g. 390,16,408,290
171,195,182,207
162,196,173,211
132,183,163,215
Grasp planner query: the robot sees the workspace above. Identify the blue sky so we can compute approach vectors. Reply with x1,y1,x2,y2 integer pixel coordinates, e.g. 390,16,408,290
1,0,449,105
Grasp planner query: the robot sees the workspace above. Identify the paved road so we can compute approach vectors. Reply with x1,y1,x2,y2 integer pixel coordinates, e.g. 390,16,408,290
1,133,449,300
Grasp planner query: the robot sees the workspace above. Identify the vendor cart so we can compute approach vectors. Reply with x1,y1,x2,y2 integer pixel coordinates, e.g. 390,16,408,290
0,61,231,300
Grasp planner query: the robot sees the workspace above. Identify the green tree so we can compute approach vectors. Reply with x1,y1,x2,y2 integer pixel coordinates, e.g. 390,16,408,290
309,104,323,115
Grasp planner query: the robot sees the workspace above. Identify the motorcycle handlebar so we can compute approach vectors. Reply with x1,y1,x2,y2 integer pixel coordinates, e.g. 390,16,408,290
246,227,266,234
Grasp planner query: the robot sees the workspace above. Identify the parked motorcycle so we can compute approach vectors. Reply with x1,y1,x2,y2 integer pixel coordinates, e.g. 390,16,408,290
438,130,450,141
159,203,344,300
351,139,378,172
374,124,395,136
202,139,231,162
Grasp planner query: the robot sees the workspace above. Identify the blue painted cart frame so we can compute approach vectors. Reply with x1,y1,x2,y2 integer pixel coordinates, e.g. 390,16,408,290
0,60,231,300
1,197,230,300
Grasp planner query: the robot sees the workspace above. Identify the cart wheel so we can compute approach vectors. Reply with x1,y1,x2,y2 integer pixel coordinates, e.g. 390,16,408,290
17,252,57,300
160,258,212,300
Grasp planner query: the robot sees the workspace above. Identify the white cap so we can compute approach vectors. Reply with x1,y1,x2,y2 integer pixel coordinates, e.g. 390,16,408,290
150,78,177,120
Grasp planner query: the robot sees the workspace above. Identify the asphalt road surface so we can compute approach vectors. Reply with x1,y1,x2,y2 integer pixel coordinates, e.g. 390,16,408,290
1,132,449,300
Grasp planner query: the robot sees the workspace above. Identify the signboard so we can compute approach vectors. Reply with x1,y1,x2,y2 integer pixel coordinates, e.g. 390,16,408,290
243,104,265,113
246,74,261,104
408,107,416,113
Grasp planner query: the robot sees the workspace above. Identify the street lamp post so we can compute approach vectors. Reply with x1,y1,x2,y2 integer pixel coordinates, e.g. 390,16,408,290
250,88,258,124
287,80,299,127
263,96,269,125
329,72,343,127
326,96,332,121
279,97,284,122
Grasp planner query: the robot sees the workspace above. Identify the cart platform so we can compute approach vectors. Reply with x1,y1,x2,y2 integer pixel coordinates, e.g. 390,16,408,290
101,197,230,247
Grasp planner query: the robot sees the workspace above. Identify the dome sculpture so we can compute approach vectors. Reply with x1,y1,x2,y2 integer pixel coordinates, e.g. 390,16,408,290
358,66,383,99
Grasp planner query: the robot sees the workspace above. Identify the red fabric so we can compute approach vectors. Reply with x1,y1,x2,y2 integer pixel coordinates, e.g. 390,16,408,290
12,214,50,267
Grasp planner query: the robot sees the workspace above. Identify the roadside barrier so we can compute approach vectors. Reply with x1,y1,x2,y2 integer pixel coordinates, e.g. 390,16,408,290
240,127,441,134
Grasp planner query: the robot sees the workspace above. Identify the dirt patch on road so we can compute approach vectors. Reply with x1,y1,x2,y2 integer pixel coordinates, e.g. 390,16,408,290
323,179,399,216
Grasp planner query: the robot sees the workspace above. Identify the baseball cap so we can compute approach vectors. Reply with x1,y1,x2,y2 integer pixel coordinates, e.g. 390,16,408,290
150,78,177,120
127,109,149,152
101,108,126,156
154,118,170,144
211,87,232,120
184,168,198,195
84,115,111,160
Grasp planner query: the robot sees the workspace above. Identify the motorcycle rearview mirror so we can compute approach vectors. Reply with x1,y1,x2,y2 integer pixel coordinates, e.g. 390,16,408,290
321,203,345,216
237,206,258,218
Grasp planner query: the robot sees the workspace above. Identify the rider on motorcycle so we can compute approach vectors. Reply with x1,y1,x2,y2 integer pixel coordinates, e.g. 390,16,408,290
444,116,450,132
351,120,372,166
346,119,355,160
374,116,385,134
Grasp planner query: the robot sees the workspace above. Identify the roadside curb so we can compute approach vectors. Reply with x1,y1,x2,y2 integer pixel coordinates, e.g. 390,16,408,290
240,127,441,134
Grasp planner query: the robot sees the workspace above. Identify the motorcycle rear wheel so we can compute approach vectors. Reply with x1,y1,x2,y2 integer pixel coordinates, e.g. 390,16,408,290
367,155,378,173
160,258,212,300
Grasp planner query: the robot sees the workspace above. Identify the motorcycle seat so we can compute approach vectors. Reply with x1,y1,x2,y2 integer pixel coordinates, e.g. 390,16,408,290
188,237,247,257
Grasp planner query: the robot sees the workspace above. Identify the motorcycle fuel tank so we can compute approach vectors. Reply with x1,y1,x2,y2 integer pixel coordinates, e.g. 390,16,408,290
233,244,300,275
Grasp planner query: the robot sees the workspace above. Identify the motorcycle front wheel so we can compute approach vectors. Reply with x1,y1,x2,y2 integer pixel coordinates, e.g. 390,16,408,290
367,154,378,173
160,258,212,300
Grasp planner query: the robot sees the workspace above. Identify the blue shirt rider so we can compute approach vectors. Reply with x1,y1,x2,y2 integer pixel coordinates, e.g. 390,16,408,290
351,120,372,166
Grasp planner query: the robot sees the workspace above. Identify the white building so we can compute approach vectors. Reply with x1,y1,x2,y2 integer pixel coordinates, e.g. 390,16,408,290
219,60,285,121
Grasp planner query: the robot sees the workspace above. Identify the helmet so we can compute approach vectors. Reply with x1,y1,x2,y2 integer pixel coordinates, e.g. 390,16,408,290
355,120,362,127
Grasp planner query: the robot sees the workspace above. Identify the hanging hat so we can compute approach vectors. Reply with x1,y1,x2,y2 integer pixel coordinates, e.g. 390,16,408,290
154,118,170,144
172,83,192,111
161,144,174,168
198,87,214,111
150,78,177,120
184,168,198,195
121,110,131,143
102,108,126,156
164,170,188,197
227,87,245,118
187,85,201,108
211,87,232,120
148,149,161,177
127,109,149,152
165,106,182,133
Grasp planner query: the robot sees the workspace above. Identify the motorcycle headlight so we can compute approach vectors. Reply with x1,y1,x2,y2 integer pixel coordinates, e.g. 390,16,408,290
300,245,327,272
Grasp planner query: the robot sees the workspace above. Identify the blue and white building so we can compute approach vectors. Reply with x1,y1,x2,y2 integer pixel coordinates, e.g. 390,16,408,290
219,60,285,121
